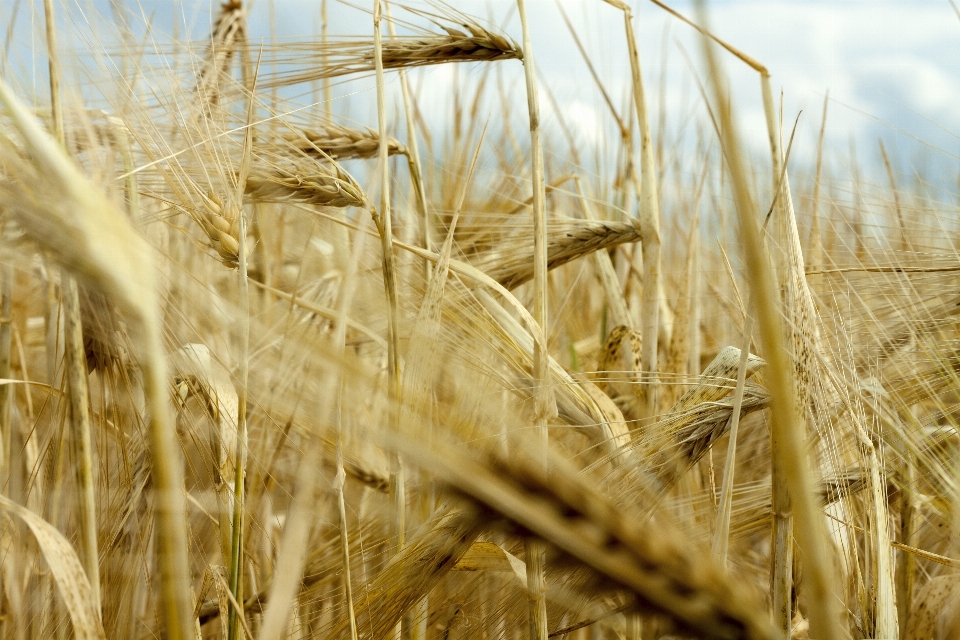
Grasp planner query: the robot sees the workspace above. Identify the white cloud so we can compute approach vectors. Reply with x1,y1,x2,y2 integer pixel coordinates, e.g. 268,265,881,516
17,0,960,185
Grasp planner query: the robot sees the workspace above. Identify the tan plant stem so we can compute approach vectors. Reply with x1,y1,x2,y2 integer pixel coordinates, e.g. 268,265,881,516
698,9,845,639
516,0,554,638
879,139,909,253
227,55,258,640
110,119,140,224
607,0,661,419
62,281,100,611
0,228,12,490
43,0,100,613
808,92,828,270
372,11,406,640
760,75,780,190
384,1,433,282
574,177,632,329
322,0,331,116
897,458,915,638
336,443,360,640
711,310,753,565
44,272,58,387
759,57,792,640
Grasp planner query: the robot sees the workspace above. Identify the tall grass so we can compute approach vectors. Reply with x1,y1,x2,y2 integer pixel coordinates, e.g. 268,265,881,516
1,1,959,639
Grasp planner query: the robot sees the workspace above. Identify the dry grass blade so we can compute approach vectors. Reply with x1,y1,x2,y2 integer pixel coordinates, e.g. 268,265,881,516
472,219,642,290
391,435,774,640
610,0,662,420
0,496,106,640
0,246,10,474
385,0,433,287
42,0,100,608
373,14,405,632
62,278,100,607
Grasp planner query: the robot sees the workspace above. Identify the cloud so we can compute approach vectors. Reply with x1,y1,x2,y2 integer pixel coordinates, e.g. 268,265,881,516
15,0,960,185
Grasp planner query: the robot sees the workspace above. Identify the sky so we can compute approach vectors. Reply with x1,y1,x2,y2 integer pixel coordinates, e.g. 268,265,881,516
4,0,960,196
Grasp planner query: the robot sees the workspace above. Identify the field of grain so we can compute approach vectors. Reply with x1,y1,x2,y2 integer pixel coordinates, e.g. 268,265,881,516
1,1,959,639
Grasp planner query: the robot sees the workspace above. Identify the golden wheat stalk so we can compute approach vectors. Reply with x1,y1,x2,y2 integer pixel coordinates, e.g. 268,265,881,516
602,0,662,421
698,12,846,637
41,0,101,612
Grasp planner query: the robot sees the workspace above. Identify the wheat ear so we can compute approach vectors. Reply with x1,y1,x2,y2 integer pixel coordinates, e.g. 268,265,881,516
474,219,642,290
196,0,246,110
390,434,774,640
282,123,406,160
250,21,522,91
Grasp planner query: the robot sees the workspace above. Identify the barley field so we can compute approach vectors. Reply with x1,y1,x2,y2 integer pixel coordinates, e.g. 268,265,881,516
0,1,958,639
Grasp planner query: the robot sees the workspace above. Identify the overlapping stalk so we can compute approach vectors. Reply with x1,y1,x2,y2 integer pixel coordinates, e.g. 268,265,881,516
603,0,662,421
384,1,433,284
0,76,194,640
225,55,258,640
42,0,100,614
697,8,845,638
514,1,554,638
371,11,406,640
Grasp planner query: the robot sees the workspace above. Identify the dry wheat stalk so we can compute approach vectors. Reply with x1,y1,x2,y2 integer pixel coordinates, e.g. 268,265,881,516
698,16,846,638
41,0,101,613
603,0,662,421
